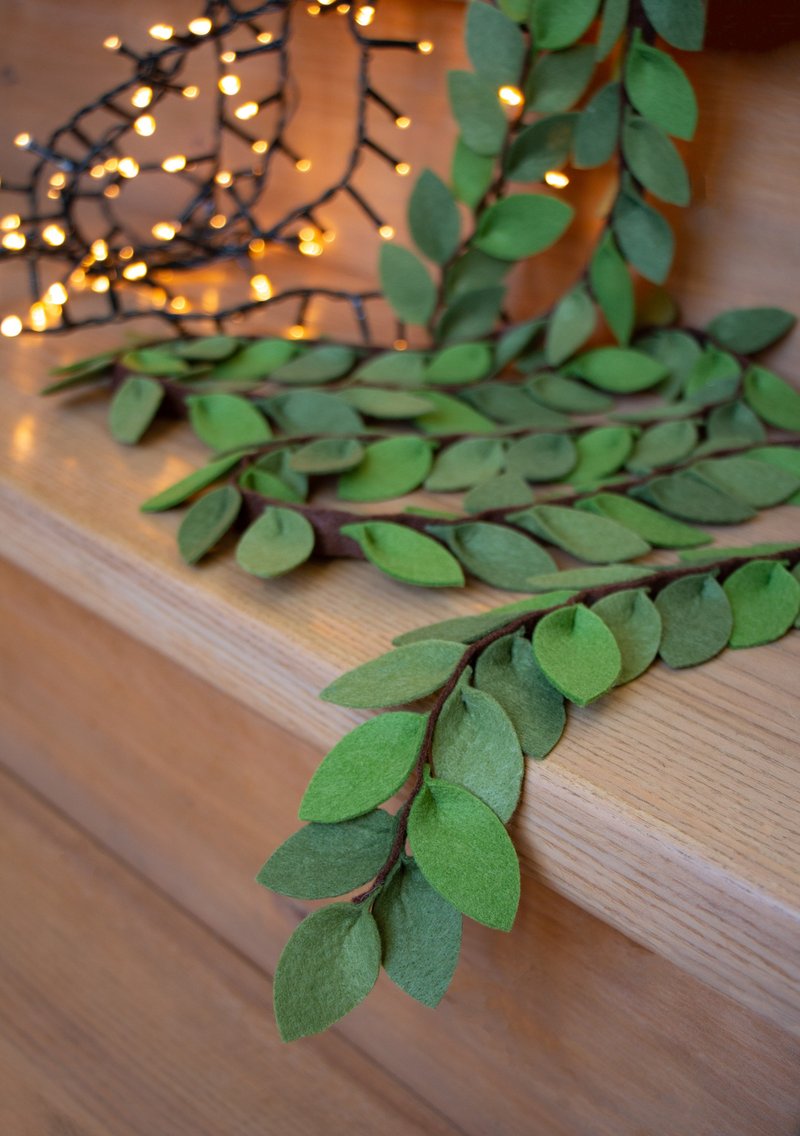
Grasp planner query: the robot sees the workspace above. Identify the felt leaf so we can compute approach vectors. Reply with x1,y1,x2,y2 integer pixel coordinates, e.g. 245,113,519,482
300,713,426,823
625,33,698,140
531,0,601,49
141,454,245,512
527,564,654,592
684,348,741,406
267,390,363,435
743,366,800,431
707,307,795,354
589,233,635,345
723,561,800,649
187,393,272,451
474,194,573,261
696,401,765,455
354,351,428,385
525,44,595,112
394,591,577,646
210,338,296,380
496,319,544,369
174,335,241,362
373,859,462,1008
567,347,668,392
416,391,496,435
533,604,621,705
322,640,466,709
475,632,566,759
426,438,505,492
380,243,437,325
465,384,571,428
240,450,307,501
748,446,800,504
466,0,526,87
448,70,508,157
545,284,596,366
239,469,303,505
506,114,576,183
409,169,461,265
451,138,495,209
257,810,396,899
44,349,117,393
592,588,662,683
575,493,710,548
626,419,698,472
437,287,505,347
108,376,164,444
338,437,433,502
273,904,381,1042
525,373,613,414
445,250,510,299
655,574,733,668
641,0,706,51
569,425,634,484
340,523,465,590
511,504,651,563
463,474,535,513
499,0,530,19
632,471,755,524
270,345,356,385
177,485,241,565
680,542,799,566
408,775,520,931
694,457,800,509
289,437,365,474
612,188,674,283
428,522,557,591
235,506,315,578
426,342,494,385
636,329,702,394
622,116,690,206
597,0,629,59
506,433,578,482
572,82,621,169
340,389,433,420
121,347,191,377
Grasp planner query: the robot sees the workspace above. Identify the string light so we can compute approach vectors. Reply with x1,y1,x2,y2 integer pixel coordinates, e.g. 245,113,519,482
393,338,407,350
395,161,411,176
299,239,324,256
49,173,67,189
220,50,237,64
134,114,157,137
218,74,241,96
209,214,227,229
42,224,66,247
544,170,570,188
355,5,375,26
182,86,200,100
169,296,191,313
498,85,523,108
215,171,233,187
104,158,119,172
235,101,260,120
250,274,272,298
379,224,395,240
131,87,153,109
188,17,212,35
295,158,312,172
256,31,273,44
122,261,147,280
45,282,68,305
417,40,434,54
119,246,134,259
162,154,187,173
103,35,121,51
104,185,121,199
395,115,411,129
14,133,31,149
91,275,110,293
0,214,21,231
287,324,306,339
91,239,108,260
117,157,140,178
29,302,48,331
90,164,106,179
252,140,269,154
152,222,179,241
307,4,321,14
2,232,26,251
249,238,266,256
148,24,173,41
1,315,23,337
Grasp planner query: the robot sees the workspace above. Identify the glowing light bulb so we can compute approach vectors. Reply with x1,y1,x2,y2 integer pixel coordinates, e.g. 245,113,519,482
169,296,191,313
544,170,570,188
122,261,147,280
104,158,119,172
91,275,110,293
215,170,233,186
134,114,156,137
103,35,121,51
152,222,179,241
182,85,200,99
395,115,411,130
218,74,241,96
256,31,273,44
2,232,26,251
162,154,187,173
298,225,316,242
249,238,266,256
395,162,411,176
118,157,140,179
288,324,306,340
1,315,23,337
322,229,336,244
355,5,375,26
307,4,321,14
379,224,395,240
131,86,153,109
45,282,68,305
29,302,48,331
417,40,434,54
119,246,134,260
250,274,272,298
188,17,212,35
220,50,237,63
104,185,121,198
498,85,523,107
49,172,67,188
209,214,227,229
14,132,32,149
91,239,109,260
69,268,87,288
252,139,269,154
235,101,259,120
299,239,324,257
149,24,173,41
150,288,168,308
393,338,408,351
90,164,107,179
42,224,66,247
1,214,21,231
337,3,351,11
295,158,312,172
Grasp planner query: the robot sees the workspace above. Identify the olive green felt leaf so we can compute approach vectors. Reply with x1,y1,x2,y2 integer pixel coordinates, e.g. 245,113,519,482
448,71,508,157
394,591,577,646
257,810,396,899
723,561,800,649
409,169,462,265
379,243,437,326
338,437,433,502
466,0,526,88
525,44,595,112
528,565,654,592
597,0,629,59
269,345,356,385
525,373,613,414
354,351,428,385
437,287,506,347
235,507,315,578
506,115,576,183
273,904,381,1042
575,493,710,548
641,0,706,52
569,425,634,484
589,233,635,346
612,188,674,283
566,347,668,392
426,342,494,385
187,394,272,451
141,453,245,512
373,859,462,1008
289,438,365,474
743,367,800,432
683,348,740,406
267,390,363,436
299,712,426,824
622,115,690,206
531,0,601,49
474,195,573,261
452,139,495,210
592,589,662,684
506,433,578,481
464,384,571,428
706,307,795,354
631,471,755,524
533,604,621,705
428,522,557,591
177,485,242,565
572,82,621,169
655,574,733,668
545,284,596,366
416,391,496,435
321,640,466,708
339,389,433,420
626,419,698,472
474,632,566,759
496,319,544,370
425,438,505,492
693,457,800,509
122,347,192,378
510,504,651,563
173,335,241,362
463,474,535,513
210,338,296,380
408,774,520,931
341,523,465,590
625,33,698,140
108,376,164,444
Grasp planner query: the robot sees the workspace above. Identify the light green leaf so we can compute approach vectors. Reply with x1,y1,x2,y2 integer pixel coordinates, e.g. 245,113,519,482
474,194,573,260
464,474,535,513
743,366,800,431
289,438,365,474
354,351,428,385
338,436,433,501
527,564,654,592
238,461,306,504
451,139,495,210
641,0,706,51
340,523,465,589
210,338,296,380
545,283,596,366
426,438,505,492
575,492,710,547
269,345,356,385
531,0,602,49
506,114,576,182
448,70,508,157
655,574,732,668
572,82,620,168
510,503,651,562
322,640,465,709
466,0,526,87
409,169,461,264
235,506,315,578
694,457,800,508
723,561,800,649
592,588,662,683
267,390,363,436
569,425,634,484
506,432,578,481
44,349,116,393
141,453,245,512
684,348,741,406
340,388,433,420
380,243,437,325
748,446,800,504
597,0,629,59
187,393,272,451
525,44,595,112
394,591,577,646
567,347,668,392
533,604,621,704
177,485,241,565
429,522,557,590
121,347,191,377
475,632,566,759
625,33,698,139
426,342,493,385
174,335,241,362
499,0,531,18
622,115,691,206
632,471,755,523
627,419,698,472
612,188,674,283
108,376,164,444
416,391,496,435
589,233,635,345
525,373,613,413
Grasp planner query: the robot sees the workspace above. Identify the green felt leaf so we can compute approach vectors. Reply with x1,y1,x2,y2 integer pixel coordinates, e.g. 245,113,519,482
380,243,437,326
707,307,795,355
273,904,380,1042
141,454,245,512
416,391,496,435
511,503,651,563
270,345,356,386
680,542,799,566
267,390,363,436
445,249,510,300
45,349,117,393
621,116,690,206
177,485,241,565
108,376,164,444
525,44,595,112
187,394,272,452
698,401,765,454
627,419,698,472
341,388,433,420
506,114,576,182
576,492,710,548
338,437,433,502
723,561,800,649
466,0,526,87
354,351,428,386
636,329,702,395
589,233,634,345
597,0,629,59
463,474,535,513
572,82,620,169
748,446,800,501
625,33,697,140
465,384,571,428
428,522,557,590
655,574,732,668
437,287,505,347
499,0,530,19
531,0,601,49
743,367,800,431
239,452,307,502
210,338,296,380
235,507,315,578
684,348,741,406
174,335,241,362
408,774,520,931
426,342,494,385
409,169,462,265
567,347,668,392
612,188,674,283
641,0,706,51
373,859,462,1008
300,712,425,824
527,564,654,592
448,70,508,157
497,319,544,369
340,523,465,590
694,457,800,509
474,194,573,261
545,284,596,366
394,591,577,646
475,632,566,759
425,438,505,492
592,588,662,683
525,373,613,413
506,433,578,482
121,347,191,378
632,471,755,524
289,438,365,474
451,139,495,210
569,425,634,484
533,604,621,705
322,640,466,708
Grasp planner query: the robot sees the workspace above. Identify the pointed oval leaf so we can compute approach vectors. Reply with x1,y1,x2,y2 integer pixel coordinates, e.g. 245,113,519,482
452,138,495,209
354,351,428,385
632,471,755,523
187,393,272,451
573,80,621,168
474,632,566,759
428,522,557,591
269,345,356,385
341,389,434,420
174,335,241,362
448,70,508,157
463,474,535,513
379,243,437,325
525,43,596,112
426,342,493,385
592,588,662,683
707,307,795,355
341,523,465,589
506,433,578,482
622,116,690,205
533,604,622,704
394,591,577,646
416,391,496,435
527,564,654,592
545,283,596,366
641,0,706,51
321,640,466,709
177,485,241,565
626,419,698,472
465,383,570,428
425,438,505,492
210,338,296,380
409,169,462,265
612,188,674,283
693,457,800,508
235,506,315,578
626,34,698,139
109,376,164,444
289,437,365,474
656,573,732,668
743,366,800,431
597,0,630,58
510,503,651,563
532,0,601,49
575,493,710,548
525,373,613,413
589,232,634,345
338,436,433,502
723,561,800,649
141,453,245,513
569,425,634,484
567,346,668,392
466,1,526,87
474,194,573,261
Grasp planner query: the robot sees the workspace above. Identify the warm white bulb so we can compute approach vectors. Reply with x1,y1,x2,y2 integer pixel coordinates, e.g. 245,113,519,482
395,116,411,130
299,239,324,257
91,239,109,260
252,140,269,155
29,302,48,331
417,40,434,54
45,283,68,305
209,214,227,229
162,154,187,173
1,214,21,231
182,85,200,100
395,162,411,177
235,101,259,121
131,86,153,109
134,114,156,137
103,35,121,51
355,5,375,26
544,170,570,188
42,224,66,247
250,274,272,298
122,261,148,280
1,315,23,337
152,222,179,241
91,275,110,293
218,74,241,96
220,50,237,64
256,31,273,44
149,24,173,41
295,158,312,172
188,17,212,35
287,324,306,340
2,232,26,251
14,132,32,149
498,85,524,108
378,224,395,240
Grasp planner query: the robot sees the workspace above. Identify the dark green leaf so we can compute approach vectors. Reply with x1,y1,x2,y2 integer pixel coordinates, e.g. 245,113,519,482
707,307,795,354
694,457,800,508
141,453,245,512
108,376,164,444
289,438,365,474
545,283,596,366
569,425,634,483
465,384,571,428
748,446,800,506
451,139,495,209
698,400,765,454
340,388,433,420
428,522,557,590
466,0,526,87
474,632,566,758
527,564,654,592
525,373,613,413
612,188,674,283
394,591,577,646
632,470,755,523
723,561,800,649
177,485,241,564
655,574,732,668
448,70,508,157
338,437,433,501
743,366,800,431
572,82,620,168
235,506,315,578
496,318,544,369
474,194,573,260
437,287,505,347
380,243,437,325
210,338,296,380
592,588,662,683
409,169,462,264
625,33,698,139
321,640,466,708
425,438,505,491
567,346,668,392
341,523,465,589
597,0,629,59
506,432,578,481
590,233,635,345
187,393,272,451
463,474,535,513
576,492,710,547
627,419,698,472
354,351,428,385
506,114,576,182
510,503,651,562
270,345,356,385
533,604,621,704
636,329,702,395
641,0,706,51
267,390,363,435
622,115,690,205
531,0,601,49
426,342,494,385
525,44,595,112
445,249,510,299
174,335,241,362
121,347,191,377
416,391,496,435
